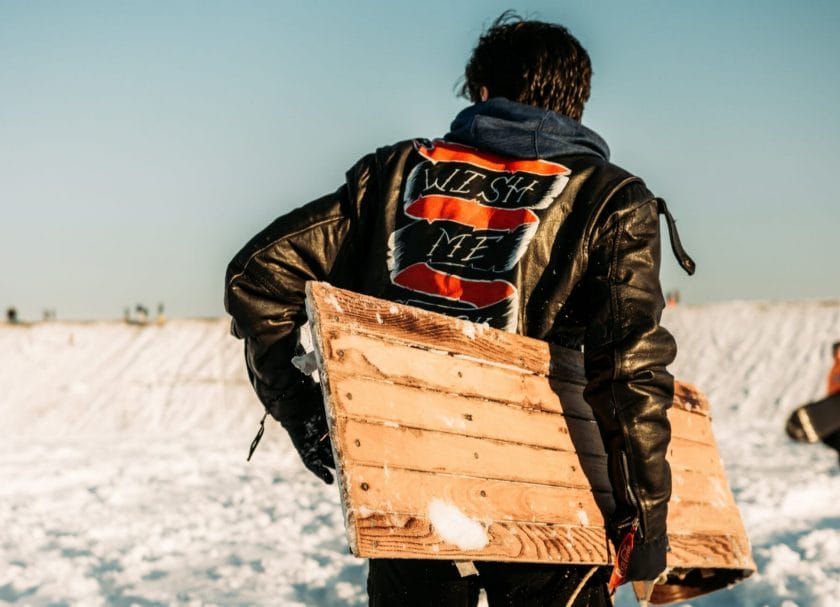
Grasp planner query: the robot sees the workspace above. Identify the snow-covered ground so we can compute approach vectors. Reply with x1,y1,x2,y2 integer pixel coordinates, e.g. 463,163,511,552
1,301,839,606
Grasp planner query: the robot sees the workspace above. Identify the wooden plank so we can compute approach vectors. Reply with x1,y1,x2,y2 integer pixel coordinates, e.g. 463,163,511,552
353,514,610,564
309,281,712,416
347,464,609,527
329,373,606,454
336,417,733,503
322,332,565,415
351,514,752,571
674,381,710,414
670,468,738,508
304,281,755,601
329,372,714,447
334,417,611,492
346,465,744,536
309,280,564,379
668,533,755,571
323,332,714,440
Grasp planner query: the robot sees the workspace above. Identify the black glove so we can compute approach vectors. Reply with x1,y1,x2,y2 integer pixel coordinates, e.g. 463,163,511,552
608,519,669,592
626,533,669,581
283,407,336,484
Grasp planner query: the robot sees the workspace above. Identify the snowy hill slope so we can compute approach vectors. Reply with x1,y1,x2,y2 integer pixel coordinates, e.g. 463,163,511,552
1,301,839,606
0,318,260,440
666,300,840,431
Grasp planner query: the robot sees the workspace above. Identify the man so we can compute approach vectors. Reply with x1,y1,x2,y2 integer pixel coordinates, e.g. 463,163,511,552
225,13,693,606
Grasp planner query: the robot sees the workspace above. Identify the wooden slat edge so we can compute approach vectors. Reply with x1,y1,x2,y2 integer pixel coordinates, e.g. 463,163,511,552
304,282,361,556
354,513,611,564
308,281,558,377
352,513,755,571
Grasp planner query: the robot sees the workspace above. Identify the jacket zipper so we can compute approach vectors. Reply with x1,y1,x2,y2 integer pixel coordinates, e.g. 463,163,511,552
620,450,644,541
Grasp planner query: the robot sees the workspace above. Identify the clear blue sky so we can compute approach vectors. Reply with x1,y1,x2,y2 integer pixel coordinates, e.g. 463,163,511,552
2,1,839,320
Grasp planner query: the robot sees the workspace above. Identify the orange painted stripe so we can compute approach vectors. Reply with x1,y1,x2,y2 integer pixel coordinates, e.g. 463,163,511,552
393,263,515,308
405,195,538,231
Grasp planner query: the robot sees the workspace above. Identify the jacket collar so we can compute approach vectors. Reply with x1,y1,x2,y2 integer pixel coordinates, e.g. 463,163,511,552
444,98,610,162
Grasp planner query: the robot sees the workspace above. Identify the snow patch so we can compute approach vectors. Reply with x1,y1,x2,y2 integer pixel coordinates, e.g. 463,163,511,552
291,351,319,375
427,499,488,550
68,381,89,395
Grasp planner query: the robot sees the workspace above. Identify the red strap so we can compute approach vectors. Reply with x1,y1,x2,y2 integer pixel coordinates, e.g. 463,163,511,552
608,526,637,593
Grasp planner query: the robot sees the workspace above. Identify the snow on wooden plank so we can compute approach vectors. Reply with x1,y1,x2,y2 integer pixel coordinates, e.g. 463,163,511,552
345,464,744,536
353,514,610,563
350,515,752,571
305,281,755,603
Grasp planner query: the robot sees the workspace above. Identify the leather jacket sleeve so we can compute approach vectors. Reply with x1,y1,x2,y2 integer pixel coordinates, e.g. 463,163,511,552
224,156,375,424
581,181,677,545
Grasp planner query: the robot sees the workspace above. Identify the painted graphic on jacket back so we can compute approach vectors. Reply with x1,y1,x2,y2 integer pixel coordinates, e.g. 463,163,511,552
386,140,570,331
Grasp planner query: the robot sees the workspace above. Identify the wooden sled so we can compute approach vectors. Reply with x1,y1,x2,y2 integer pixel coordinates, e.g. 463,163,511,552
304,282,755,605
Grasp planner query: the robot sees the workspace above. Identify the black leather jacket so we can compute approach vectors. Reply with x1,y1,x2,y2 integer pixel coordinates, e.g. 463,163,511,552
225,128,693,549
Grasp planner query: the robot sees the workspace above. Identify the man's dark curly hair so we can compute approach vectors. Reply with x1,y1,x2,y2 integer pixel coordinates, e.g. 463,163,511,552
460,11,592,120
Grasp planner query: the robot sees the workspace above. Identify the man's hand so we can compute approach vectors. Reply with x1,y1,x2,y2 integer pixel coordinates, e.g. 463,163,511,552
283,408,336,484
608,519,669,593
626,533,668,581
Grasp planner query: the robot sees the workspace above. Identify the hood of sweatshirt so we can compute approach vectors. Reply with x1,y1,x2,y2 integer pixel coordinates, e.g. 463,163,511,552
444,97,610,162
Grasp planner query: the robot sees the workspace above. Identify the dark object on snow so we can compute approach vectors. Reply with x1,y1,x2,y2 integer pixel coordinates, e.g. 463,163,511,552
786,393,840,444
367,559,611,607
6,307,18,324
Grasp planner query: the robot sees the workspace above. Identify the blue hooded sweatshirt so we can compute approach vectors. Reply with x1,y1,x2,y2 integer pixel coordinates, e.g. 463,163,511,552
444,98,610,162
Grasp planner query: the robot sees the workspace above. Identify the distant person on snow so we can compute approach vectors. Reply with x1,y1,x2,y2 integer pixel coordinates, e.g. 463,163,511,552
823,341,840,461
225,12,694,606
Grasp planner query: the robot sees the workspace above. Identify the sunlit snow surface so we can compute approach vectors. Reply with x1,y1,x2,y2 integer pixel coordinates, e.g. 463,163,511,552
1,302,839,606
